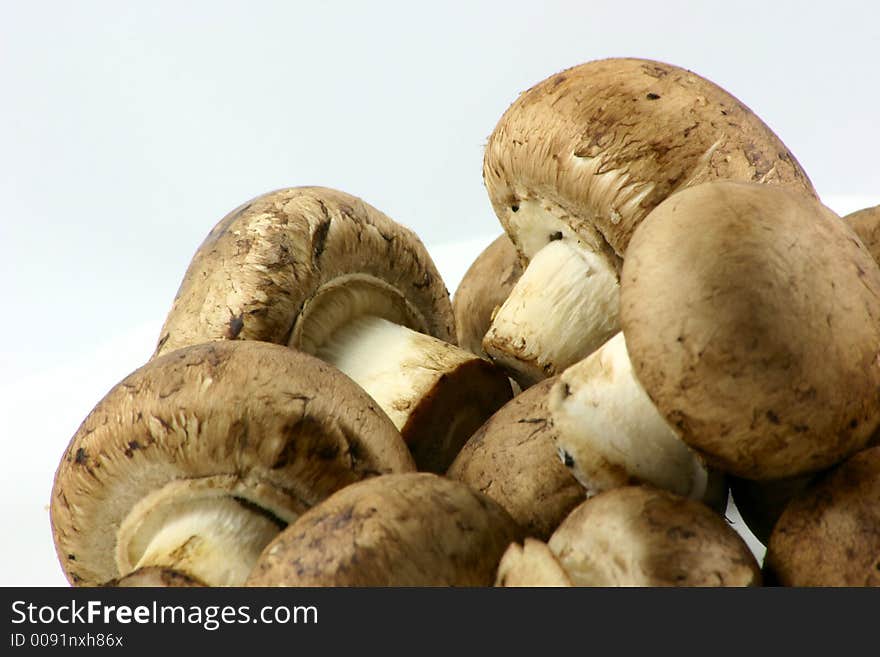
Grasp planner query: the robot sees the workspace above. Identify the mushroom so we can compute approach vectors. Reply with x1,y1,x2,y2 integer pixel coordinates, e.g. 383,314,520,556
154,186,512,472
620,180,880,480
446,377,586,540
843,204,880,263
50,341,414,587
246,473,523,586
764,445,880,586
497,486,761,587
481,57,816,387
452,233,523,358
547,332,729,512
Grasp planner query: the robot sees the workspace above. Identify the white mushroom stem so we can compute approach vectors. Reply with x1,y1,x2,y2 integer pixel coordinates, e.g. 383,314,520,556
548,332,709,502
483,239,620,387
118,495,281,587
315,314,488,431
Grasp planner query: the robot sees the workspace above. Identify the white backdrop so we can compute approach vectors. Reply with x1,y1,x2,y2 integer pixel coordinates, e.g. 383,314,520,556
1,1,878,586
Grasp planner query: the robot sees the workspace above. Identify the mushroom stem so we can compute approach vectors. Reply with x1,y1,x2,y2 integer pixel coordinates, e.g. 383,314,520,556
314,315,512,472
118,495,282,587
482,239,620,388
548,332,710,503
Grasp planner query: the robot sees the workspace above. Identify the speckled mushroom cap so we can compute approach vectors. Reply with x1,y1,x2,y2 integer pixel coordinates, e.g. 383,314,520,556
452,234,523,356
620,181,880,480
483,57,816,265
153,186,455,358
545,486,760,587
843,204,880,264
246,472,523,587
50,341,414,586
446,377,585,540
764,445,880,587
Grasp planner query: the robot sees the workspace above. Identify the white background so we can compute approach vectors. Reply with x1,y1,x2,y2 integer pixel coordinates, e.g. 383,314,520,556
2,1,877,586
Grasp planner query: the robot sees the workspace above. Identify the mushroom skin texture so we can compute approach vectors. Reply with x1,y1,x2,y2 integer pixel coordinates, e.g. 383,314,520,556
246,473,523,587
499,486,760,587
843,204,880,263
764,445,880,586
620,181,880,480
446,377,586,540
50,341,414,587
452,233,523,358
481,57,816,387
154,186,512,473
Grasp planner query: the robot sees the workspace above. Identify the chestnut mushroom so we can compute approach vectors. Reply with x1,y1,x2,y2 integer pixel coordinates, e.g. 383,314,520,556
50,341,414,587
154,186,512,472
481,57,816,388
447,377,586,540
497,486,760,587
246,473,523,586
619,180,880,480
764,445,880,586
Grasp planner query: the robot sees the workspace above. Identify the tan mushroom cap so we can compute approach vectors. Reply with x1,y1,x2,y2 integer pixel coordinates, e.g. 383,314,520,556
620,181,880,480
452,233,523,357
50,341,414,586
483,57,816,266
153,186,511,473
843,204,880,264
155,186,454,357
446,377,585,540
764,445,880,586
246,473,523,586
545,486,760,587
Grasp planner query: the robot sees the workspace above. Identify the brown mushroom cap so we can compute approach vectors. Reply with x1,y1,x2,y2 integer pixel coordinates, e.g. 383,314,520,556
446,377,585,540
843,204,880,264
452,233,523,357
155,186,454,357
152,186,511,473
246,472,523,586
50,341,414,586
545,486,760,586
483,57,816,267
620,181,880,480
480,58,816,388
764,445,880,586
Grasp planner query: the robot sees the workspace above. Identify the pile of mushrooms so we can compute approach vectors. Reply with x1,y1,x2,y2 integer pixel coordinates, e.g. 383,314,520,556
50,56,880,588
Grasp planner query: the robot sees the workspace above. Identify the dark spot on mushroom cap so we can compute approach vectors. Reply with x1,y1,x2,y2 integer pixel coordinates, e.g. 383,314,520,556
124,441,141,458
549,231,563,242
646,92,661,100
561,382,571,398
74,448,87,465
511,204,520,213
766,410,781,425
